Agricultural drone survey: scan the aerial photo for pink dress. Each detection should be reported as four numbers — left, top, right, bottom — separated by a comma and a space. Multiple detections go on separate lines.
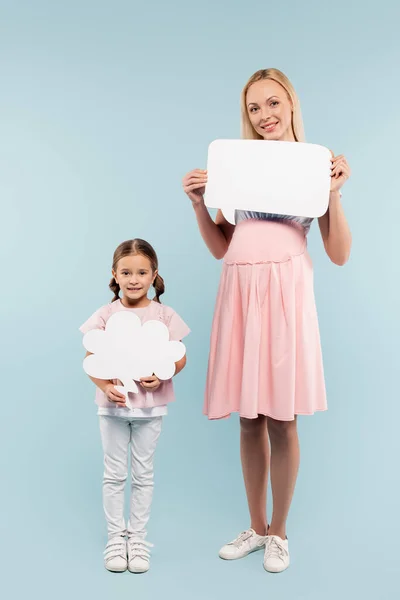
203, 217, 327, 421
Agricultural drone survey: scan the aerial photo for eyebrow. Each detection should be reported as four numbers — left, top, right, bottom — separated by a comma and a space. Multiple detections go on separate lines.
247, 95, 280, 107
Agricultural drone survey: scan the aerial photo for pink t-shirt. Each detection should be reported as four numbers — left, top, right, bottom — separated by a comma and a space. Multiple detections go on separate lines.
79, 299, 190, 417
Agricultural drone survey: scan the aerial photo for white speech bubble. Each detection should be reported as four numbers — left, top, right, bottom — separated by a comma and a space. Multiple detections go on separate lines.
204, 139, 332, 224
82, 311, 186, 409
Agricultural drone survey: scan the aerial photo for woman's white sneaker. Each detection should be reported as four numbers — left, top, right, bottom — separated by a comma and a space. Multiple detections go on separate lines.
219, 528, 267, 560
263, 535, 290, 573
104, 536, 127, 572
127, 537, 153, 573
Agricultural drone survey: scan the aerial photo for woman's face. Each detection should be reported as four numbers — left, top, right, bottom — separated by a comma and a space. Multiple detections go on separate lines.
246, 79, 294, 142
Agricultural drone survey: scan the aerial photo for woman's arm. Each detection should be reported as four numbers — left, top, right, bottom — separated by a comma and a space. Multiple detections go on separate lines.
183, 169, 235, 259
318, 153, 352, 266
318, 192, 352, 265
192, 205, 235, 259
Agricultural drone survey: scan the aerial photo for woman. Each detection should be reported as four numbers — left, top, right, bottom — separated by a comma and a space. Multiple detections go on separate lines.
182, 68, 351, 573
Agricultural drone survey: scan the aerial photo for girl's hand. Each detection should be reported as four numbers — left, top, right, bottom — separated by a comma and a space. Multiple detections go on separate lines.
182, 169, 208, 206
104, 383, 127, 407
330, 154, 351, 193
140, 375, 161, 391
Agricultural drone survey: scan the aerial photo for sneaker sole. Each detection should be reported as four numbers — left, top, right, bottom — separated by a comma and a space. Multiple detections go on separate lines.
105, 565, 128, 573
263, 562, 290, 573
128, 566, 149, 574
219, 545, 265, 560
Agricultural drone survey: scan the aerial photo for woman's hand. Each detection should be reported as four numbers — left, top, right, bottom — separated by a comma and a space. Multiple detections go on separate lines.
104, 383, 127, 407
182, 169, 208, 205
330, 154, 351, 193
140, 375, 161, 392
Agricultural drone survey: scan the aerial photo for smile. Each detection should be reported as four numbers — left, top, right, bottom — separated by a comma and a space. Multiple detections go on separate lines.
261, 122, 278, 132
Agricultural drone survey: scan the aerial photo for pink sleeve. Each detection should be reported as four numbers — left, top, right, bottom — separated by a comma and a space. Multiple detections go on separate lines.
165, 307, 191, 341
79, 305, 110, 334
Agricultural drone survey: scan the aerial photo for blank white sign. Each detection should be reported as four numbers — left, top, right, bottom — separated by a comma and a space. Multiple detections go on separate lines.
204, 139, 332, 224
82, 311, 186, 409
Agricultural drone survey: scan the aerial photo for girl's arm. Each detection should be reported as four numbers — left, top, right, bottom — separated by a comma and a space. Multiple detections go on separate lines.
174, 353, 187, 376
84, 351, 126, 405
139, 354, 187, 390
88, 351, 187, 393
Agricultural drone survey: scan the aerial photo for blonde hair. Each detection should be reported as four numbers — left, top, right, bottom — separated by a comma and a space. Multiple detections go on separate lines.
240, 68, 305, 142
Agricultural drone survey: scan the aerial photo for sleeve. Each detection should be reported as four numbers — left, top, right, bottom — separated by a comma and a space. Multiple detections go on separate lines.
165, 308, 191, 341
79, 305, 110, 334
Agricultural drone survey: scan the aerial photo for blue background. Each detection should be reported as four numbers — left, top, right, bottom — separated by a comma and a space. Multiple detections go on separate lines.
1, 0, 399, 598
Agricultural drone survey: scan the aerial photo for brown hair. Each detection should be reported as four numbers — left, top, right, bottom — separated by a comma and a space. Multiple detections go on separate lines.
240, 68, 305, 142
109, 239, 165, 303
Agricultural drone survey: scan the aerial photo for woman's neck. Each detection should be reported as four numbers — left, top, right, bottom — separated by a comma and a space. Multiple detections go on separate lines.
272, 132, 296, 142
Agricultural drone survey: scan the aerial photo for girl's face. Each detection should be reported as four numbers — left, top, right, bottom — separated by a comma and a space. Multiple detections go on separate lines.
246, 79, 294, 142
113, 254, 157, 306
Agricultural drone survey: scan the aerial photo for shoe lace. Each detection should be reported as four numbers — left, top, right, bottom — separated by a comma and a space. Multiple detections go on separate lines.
231, 530, 253, 548
128, 537, 153, 560
266, 536, 286, 560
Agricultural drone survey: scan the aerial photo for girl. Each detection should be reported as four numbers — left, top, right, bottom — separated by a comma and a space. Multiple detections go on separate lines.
80, 239, 190, 573
182, 68, 351, 573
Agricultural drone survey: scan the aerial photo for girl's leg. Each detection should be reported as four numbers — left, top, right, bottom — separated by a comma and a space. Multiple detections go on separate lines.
266, 416, 300, 539
240, 415, 270, 536
127, 417, 163, 539
99, 416, 131, 539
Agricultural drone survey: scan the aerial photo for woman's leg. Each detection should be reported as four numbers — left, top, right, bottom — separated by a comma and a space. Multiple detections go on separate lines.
267, 416, 300, 539
240, 415, 270, 536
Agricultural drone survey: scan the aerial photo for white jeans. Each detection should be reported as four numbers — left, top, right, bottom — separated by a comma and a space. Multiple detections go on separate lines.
99, 415, 163, 540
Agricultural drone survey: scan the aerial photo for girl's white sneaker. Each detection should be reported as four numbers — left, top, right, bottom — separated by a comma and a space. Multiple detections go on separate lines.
104, 536, 127, 572
127, 537, 153, 573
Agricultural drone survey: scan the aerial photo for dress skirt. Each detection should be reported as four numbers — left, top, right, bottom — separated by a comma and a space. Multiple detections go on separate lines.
203, 219, 327, 421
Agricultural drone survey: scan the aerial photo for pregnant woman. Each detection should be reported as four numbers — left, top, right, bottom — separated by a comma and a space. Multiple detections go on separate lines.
182, 68, 351, 573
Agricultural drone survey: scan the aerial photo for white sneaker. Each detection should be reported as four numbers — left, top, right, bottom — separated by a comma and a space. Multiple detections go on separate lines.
104, 536, 127, 572
263, 535, 290, 573
219, 528, 267, 560
127, 537, 153, 573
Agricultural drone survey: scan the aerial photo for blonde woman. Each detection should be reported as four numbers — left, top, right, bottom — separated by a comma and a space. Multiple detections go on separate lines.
182, 68, 351, 573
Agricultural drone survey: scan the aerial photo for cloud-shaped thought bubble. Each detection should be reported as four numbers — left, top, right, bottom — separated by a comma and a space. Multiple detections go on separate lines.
83, 311, 186, 408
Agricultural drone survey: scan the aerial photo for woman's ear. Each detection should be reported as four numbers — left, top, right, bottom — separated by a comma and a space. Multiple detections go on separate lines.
112, 269, 117, 282
153, 269, 158, 285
